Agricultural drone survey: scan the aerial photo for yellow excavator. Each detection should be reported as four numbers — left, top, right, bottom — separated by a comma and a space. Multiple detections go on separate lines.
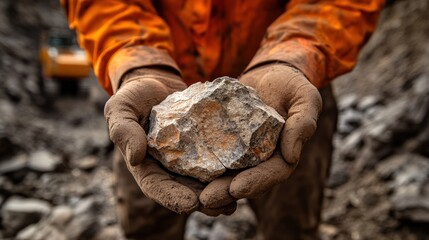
39, 28, 90, 92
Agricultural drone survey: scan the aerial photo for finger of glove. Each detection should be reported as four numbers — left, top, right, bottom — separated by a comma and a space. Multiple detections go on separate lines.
129, 158, 199, 214
229, 155, 294, 199
175, 175, 206, 195
105, 96, 147, 166
199, 202, 237, 217
199, 176, 236, 208
246, 65, 322, 165
175, 176, 236, 211
104, 80, 171, 166
281, 83, 321, 165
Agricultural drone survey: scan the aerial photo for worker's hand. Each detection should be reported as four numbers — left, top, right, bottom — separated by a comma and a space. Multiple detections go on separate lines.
200, 63, 322, 206
104, 67, 236, 215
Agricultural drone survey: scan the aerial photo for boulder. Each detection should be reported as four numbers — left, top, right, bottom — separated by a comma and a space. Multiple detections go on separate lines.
28, 150, 61, 172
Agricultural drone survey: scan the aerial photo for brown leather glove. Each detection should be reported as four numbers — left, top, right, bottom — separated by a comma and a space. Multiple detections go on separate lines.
104, 67, 236, 215
200, 63, 322, 207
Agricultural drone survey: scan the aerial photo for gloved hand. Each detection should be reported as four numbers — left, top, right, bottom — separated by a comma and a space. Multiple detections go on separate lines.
199, 63, 322, 207
104, 67, 236, 216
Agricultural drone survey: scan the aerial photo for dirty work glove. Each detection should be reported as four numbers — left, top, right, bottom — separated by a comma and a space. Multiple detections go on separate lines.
104, 67, 236, 215
200, 63, 322, 207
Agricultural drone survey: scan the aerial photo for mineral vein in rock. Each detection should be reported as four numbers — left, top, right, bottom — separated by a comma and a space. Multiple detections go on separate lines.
147, 77, 285, 182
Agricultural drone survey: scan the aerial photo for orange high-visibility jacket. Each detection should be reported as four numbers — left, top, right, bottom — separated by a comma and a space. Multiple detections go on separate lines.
62, 0, 385, 95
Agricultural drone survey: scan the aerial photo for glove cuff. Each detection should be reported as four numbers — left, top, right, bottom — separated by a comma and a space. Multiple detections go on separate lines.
244, 40, 326, 89
108, 45, 181, 94
243, 61, 301, 75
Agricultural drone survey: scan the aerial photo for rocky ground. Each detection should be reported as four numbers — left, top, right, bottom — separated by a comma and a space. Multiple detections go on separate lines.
0, 0, 428, 239
323, 1, 429, 239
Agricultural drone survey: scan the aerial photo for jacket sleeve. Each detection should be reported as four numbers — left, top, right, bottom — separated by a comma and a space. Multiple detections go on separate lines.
245, 0, 385, 89
61, 0, 180, 95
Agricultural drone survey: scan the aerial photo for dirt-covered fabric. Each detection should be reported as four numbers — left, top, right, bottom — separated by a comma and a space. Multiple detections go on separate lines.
61, 0, 384, 94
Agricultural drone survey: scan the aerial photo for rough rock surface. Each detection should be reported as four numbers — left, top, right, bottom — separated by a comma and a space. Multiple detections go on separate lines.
148, 77, 285, 182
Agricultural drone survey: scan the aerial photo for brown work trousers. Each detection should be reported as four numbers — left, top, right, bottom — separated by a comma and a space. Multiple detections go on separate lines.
113, 86, 337, 240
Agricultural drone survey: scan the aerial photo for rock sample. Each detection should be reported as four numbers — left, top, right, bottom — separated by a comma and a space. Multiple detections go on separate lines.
147, 77, 285, 182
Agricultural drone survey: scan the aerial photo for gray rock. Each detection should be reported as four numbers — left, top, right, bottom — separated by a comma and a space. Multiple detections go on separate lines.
0, 154, 27, 174
148, 77, 284, 182
49, 205, 73, 226
186, 200, 257, 240
15, 205, 74, 240
14, 198, 104, 240
71, 155, 98, 171
363, 105, 384, 122
336, 80, 429, 173
16, 224, 38, 240
412, 74, 429, 95
376, 154, 408, 180
406, 95, 429, 126
16, 223, 68, 240
64, 197, 100, 239
338, 94, 358, 111
208, 222, 237, 240
339, 130, 364, 160
0, 176, 14, 193
320, 224, 340, 240
1, 196, 51, 235
357, 95, 382, 112
0, 99, 15, 122
327, 162, 350, 188
381, 154, 429, 223
366, 93, 428, 146
28, 150, 61, 172
337, 109, 363, 136
391, 187, 429, 223
5, 74, 24, 102
92, 225, 125, 240
185, 216, 212, 240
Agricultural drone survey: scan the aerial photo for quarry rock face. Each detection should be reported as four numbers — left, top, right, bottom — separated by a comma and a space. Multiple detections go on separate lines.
147, 77, 285, 182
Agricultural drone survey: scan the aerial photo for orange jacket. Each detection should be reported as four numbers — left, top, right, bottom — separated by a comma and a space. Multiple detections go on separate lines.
62, 0, 384, 95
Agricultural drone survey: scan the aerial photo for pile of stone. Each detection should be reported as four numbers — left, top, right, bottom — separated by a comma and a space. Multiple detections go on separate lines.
330, 74, 429, 186
323, 72, 429, 239
0, 148, 122, 239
